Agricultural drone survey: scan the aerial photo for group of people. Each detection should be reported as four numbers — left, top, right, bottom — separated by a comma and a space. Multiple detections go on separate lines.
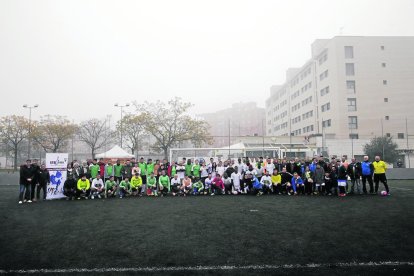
18, 154, 390, 203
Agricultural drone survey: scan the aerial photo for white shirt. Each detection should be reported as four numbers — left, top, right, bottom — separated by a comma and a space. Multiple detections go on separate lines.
231, 172, 241, 189
265, 163, 275, 175
217, 166, 225, 176
200, 166, 209, 178
92, 178, 104, 189
260, 175, 272, 186
176, 165, 185, 179
171, 178, 181, 187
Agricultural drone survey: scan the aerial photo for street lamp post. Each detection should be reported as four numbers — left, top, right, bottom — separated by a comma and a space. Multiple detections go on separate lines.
114, 103, 130, 148
23, 104, 39, 159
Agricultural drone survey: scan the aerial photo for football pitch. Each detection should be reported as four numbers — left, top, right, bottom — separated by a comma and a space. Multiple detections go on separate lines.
0, 180, 413, 275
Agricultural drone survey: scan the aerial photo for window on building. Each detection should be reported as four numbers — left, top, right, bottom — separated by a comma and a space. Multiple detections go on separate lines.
398, 133, 405, 139
381, 45, 385, 50
348, 116, 358, 129
346, 80, 356, 93
344, 46, 354, 58
321, 102, 331, 112
322, 119, 331, 128
349, 133, 359, 139
382, 63, 386, 67
386, 133, 391, 138
383, 80, 387, 85
320, 70, 328, 81
384, 98, 388, 102
346, 63, 355, 76
385, 116, 389, 120
347, 98, 357, 111
320, 86, 330, 96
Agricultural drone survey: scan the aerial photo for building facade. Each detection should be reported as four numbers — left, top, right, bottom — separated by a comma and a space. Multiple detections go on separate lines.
266, 36, 414, 164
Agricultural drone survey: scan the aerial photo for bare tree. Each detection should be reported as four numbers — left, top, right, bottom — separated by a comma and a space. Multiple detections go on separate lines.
134, 97, 211, 159
116, 114, 147, 157
31, 115, 78, 153
0, 116, 30, 170
78, 118, 113, 158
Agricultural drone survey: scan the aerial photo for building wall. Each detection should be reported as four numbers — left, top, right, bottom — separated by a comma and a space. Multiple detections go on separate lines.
266, 36, 414, 147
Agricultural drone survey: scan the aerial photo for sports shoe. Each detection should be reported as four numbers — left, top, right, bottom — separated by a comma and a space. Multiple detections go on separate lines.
28, 200, 32, 203
210, 193, 215, 196
91, 195, 95, 200
98, 195, 101, 199
77, 197, 81, 200
23, 199, 27, 203
18, 201, 22, 204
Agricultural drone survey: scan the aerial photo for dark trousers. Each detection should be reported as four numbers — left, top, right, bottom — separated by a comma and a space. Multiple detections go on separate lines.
374, 173, 389, 193
36, 183, 47, 200
361, 175, 374, 193
64, 188, 76, 198
212, 185, 223, 195
76, 189, 90, 198
30, 183, 38, 200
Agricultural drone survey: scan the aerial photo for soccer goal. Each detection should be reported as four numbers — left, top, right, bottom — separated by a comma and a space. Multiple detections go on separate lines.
169, 146, 282, 163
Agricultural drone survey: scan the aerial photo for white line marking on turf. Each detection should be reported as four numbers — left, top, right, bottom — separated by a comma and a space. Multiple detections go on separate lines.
392, 187, 412, 191
1, 261, 413, 274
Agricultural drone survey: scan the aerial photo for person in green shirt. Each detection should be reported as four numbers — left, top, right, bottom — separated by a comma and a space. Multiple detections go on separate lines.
105, 176, 118, 198
158, 170, 170, 196
114, 160, 123, 183
146, 172, 157, 196
89, 159, 100, 181
138, 157, 147, 184
192, 159, 201, 182
130, 173, 143, 196
105, 161, 114, 182
119, 177, 131, 198
146, 159, 155, 177
192, 180, 204, 195
185, 159, 193, 177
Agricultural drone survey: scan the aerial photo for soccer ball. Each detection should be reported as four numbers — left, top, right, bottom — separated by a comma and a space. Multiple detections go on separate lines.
381, 191, 388, 196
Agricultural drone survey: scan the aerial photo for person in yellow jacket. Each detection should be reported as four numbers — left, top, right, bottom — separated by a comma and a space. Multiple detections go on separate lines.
130, 173, 143, 196
76, 175, 91, 199
373, 156, 390, 195
271, 169, 282, 195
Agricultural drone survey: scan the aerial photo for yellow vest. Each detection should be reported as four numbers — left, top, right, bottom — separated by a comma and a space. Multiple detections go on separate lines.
373, 161, 387, 174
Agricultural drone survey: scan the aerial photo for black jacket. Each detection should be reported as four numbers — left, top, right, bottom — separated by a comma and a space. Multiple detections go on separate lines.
19, 165, 35, 185
38, 169, 50, 185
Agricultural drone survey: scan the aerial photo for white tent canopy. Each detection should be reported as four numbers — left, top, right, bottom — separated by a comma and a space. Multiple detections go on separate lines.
95, 145, 134, 159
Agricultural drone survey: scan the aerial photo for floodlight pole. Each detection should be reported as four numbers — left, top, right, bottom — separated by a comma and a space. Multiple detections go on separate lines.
114, 103, 130, 149
23, 104, 39, 159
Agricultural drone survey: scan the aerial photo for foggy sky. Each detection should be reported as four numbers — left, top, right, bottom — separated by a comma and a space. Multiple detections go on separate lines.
1, 0, 414, 124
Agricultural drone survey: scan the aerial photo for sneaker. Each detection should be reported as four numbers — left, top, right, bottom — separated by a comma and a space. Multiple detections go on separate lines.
23, 199, 27, 203
120, 196, 123, 199
98, 195, 101, 199
28, 200, 32, 203
18, 201, 23, 204
77, 197, 81, 200
211, 193, 215, 196
91, 195, 95, 200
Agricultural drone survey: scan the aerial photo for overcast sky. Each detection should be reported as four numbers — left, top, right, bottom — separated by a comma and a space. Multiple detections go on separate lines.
1, 0, 414, 124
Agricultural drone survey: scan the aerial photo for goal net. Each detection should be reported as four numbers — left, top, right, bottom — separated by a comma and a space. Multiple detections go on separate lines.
169, 147, 282, 163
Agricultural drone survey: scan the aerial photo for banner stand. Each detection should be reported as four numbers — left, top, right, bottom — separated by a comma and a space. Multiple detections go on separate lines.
46, 153, 68, 200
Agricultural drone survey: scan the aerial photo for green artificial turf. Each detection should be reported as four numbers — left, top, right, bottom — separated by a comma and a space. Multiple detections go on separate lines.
0, 181, 413, 275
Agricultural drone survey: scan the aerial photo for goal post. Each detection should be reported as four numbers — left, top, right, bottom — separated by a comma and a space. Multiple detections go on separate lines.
169, 147, 282, 163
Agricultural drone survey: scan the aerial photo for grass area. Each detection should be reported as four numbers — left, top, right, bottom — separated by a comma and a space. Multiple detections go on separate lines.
0, 181, 413, 275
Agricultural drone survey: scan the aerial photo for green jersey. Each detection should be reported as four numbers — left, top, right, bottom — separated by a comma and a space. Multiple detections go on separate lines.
114, 164, 123, 177
159, 175, 170, 192
138, 162, 147, 175
185, 164, 192, 176
119, 180, 130, 191
105, 180, 117, 190
90, 164, 100, 178
171, 166, 176, 176
193, 181, 203, 190
192, 164, 201, 177
105, 165, 114, 176
147, 176, 157, 188
147, 163, 155, 176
